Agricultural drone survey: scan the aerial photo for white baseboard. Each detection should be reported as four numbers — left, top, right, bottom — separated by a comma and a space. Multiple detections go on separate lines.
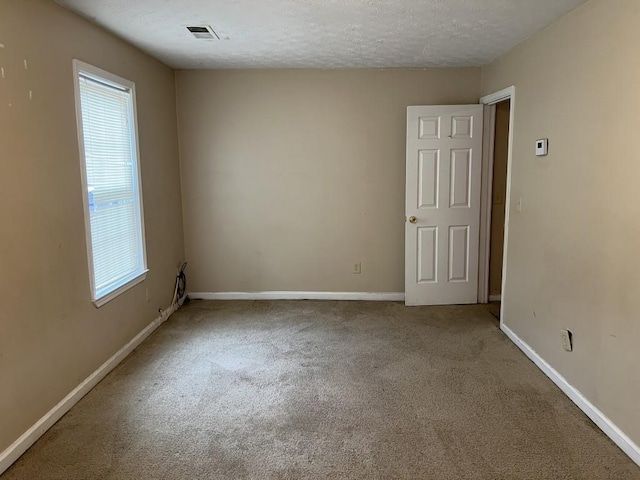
188, 291, 406, 302
501, 323, 640, 467
488, 294, 501, 302
7, 304, 636, 472
0, 303, 179, 476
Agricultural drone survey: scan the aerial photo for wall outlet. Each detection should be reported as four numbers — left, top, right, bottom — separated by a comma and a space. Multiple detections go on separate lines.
560, 329, 573, 352
353, 262, 362, 274
516, 197, 523, 213
146, 288, 151, 303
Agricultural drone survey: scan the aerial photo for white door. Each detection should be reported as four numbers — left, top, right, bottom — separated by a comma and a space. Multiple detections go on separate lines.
405, 105, 484, 306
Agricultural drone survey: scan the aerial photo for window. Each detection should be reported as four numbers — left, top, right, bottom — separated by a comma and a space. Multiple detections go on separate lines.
73, 60, 147, 307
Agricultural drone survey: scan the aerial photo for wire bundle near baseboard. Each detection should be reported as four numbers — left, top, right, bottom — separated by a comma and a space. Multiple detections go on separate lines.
171, 262, 188, 308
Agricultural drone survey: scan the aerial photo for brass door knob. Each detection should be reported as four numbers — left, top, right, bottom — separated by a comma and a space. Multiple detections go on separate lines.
409, 216, 417, 224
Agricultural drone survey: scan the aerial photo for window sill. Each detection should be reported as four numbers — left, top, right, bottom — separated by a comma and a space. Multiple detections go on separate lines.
92, 269, 148, 308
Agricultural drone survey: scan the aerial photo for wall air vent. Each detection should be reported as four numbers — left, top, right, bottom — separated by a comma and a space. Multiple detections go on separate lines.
186, 25, 219, 40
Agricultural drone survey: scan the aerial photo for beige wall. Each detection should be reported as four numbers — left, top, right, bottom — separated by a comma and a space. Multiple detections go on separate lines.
489, 100, 510, 296
0, 0, 184, 453
176, 68, 480, 293
482, 0, 640, 445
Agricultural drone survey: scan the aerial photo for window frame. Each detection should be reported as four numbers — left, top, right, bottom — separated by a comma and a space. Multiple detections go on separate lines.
72, 60, 148, 308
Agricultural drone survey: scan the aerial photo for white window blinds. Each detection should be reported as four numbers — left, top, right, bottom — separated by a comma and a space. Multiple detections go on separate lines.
75, 62, 147, 306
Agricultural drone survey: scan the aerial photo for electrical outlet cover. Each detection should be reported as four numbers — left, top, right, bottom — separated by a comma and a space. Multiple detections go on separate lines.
560, 329, 573, 352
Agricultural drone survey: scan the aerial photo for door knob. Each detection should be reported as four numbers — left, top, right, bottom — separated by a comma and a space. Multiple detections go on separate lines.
409, 216, 417, 224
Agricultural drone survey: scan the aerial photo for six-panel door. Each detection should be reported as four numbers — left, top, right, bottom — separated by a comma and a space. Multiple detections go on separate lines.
405, 105, 483, 306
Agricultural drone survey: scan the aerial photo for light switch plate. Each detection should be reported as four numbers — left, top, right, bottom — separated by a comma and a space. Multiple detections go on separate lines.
536, 138, 548, 156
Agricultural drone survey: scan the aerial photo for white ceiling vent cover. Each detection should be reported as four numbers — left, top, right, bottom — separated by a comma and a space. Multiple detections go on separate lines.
186, 25, 219, 40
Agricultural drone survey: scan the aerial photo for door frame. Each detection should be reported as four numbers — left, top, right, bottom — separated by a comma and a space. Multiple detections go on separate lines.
478, 87, 515, 325
477, 104, 497, 304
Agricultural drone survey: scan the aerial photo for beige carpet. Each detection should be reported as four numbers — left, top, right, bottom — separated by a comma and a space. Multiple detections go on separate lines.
3, 301, 639, 479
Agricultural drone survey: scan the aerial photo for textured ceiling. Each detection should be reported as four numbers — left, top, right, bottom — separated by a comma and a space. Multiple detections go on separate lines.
55, 0, 587, 69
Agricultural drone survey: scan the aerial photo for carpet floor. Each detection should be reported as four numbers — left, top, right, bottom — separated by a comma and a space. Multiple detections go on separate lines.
3, 300, 639, 479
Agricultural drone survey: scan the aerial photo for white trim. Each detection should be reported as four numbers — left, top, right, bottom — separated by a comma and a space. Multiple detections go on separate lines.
189, 291, 406, 301
501, 323, 640, 467
93, 269, 148, 308
72, 59, 148, 308
480, 86, 516, 327
488, 294, 501, 302
480, 86, 515, 106
0, 303, 178, 476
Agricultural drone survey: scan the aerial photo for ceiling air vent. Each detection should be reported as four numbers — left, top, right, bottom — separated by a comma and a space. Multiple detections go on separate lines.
186, 25, 219, 40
